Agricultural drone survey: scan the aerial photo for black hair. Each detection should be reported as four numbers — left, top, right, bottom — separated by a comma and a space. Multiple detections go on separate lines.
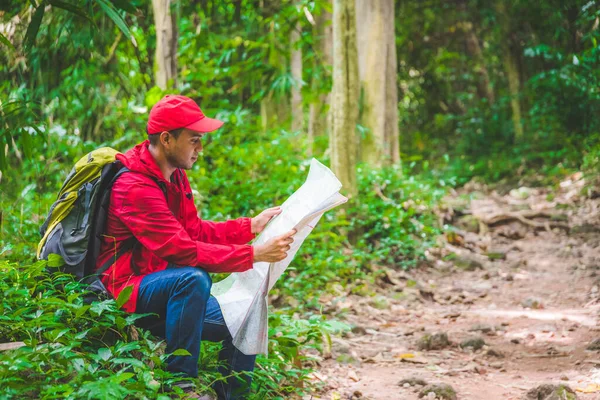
148, 128, 184, 146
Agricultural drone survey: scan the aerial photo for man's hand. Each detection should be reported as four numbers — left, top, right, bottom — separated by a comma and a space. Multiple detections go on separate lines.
253, 230, 296, 263
251, 206, 282, 234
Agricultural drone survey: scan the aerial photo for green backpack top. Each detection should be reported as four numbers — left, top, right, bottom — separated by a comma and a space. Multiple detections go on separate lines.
38, 147, 134, 298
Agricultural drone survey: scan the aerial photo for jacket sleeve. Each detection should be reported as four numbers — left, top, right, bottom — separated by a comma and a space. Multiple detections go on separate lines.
114, 179, 253, 273
180, 172, 256, 245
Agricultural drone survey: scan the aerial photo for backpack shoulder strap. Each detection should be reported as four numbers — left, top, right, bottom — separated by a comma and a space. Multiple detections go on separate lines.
94, 167, 168, 278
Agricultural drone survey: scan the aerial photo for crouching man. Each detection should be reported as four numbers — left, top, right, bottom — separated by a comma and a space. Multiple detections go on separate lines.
96, 94, 295, 399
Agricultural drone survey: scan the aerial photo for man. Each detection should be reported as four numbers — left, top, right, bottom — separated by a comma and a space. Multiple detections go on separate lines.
96, 94, 295, 399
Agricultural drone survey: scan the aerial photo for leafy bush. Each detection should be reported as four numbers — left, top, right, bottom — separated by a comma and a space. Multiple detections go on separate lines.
0, 259, 178, 399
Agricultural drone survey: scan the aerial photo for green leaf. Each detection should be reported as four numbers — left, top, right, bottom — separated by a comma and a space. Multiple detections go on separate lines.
109, 0, 137, 14
96, 0, 131, 39
98, 347, 112, 361
0, 141, 6, 171
0, 33, 15, 51
90, 299, 114, 316
74, 305, 91, 319
171, 349, 191, 356
112, 357, 145, 368
47, 253, 66, 268
115, 285, 133, 309
115, 342, 140, 355
49, 0, 93, 22
24, 4, 46, 48
111, 372, 134, 383
20, 130, 33, 159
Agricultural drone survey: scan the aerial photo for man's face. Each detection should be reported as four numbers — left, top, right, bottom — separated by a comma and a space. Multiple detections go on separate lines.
165, 128, 204, 170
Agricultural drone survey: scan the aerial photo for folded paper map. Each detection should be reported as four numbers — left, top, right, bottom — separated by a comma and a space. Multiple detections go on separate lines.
211, 158, 348, 355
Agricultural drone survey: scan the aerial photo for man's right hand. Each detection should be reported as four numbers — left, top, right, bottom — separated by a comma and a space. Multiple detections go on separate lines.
253, 230, 296, 263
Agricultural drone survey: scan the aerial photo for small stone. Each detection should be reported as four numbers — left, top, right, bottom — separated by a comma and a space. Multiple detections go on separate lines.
418, 383, 457, 400
523, 383, 577, 400
403, 383, 411, 388
487, 251, 507, 260
418, 332, 451, 351
586, 338, 600, 350
456, 215, 480, 233
490, 361, 503, 369
486, 348, 505, 358
399, 377, 428, 387
522, 297, 544, 309
460, 336, 486, 351
560, 376, 569, 381
469, 324, 493, 334
351, 325, 367, 335
511, 338, 521, 344
454, 256, 483, 271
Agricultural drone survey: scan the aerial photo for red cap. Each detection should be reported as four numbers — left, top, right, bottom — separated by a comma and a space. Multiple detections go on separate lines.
146, 95, 224, 134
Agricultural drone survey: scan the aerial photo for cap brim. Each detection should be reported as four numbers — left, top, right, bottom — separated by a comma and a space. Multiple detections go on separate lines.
185, 116, 224, 133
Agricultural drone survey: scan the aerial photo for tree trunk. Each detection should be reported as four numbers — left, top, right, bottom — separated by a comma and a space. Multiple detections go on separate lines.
496, 1, 523, 141
308, 4, 333, 155
331, 0, 359, 197
291, 21, 303, 132
152, 0, 178, 90
458, 0, 494, 105
355, 0, 399, 166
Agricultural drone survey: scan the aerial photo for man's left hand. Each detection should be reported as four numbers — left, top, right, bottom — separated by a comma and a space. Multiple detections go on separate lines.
251, 206, 282, 234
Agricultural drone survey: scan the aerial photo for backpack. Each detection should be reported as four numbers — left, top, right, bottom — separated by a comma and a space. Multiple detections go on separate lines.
38, 147, 135, 301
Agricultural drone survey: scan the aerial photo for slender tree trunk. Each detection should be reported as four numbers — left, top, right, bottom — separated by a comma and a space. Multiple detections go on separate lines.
308, 4, 333, 154
465, 27, 495, 104
458, 0, 494, 105
152, 0, 178, 89
355, 0, 399, 166
331, 0, 359, 197
291, 21, 303, 132
496, 1, 523, 141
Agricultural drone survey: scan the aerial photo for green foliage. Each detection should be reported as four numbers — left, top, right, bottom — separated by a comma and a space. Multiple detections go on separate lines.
0, 259, 177, 399
0, 256, 355, 399
396, 0, 600, 181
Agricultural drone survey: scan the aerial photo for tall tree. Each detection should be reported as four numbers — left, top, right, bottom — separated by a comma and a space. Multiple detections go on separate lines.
458, 1, 495, 105
355, 0, 399, 166
290, 19, 303, 132
152, 0, 178, 89
496, 0, 523, 140
331, 0, 359, 197
308, 3, 333, 154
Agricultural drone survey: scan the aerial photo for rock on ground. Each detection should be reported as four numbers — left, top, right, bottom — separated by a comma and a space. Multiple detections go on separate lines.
418, 383, 458, 400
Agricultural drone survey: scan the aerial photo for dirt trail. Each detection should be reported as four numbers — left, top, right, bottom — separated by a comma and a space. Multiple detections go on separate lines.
310, 174, 600, 400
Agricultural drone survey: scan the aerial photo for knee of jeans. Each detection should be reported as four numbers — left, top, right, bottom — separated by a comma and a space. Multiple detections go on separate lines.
183, 268, 212, 296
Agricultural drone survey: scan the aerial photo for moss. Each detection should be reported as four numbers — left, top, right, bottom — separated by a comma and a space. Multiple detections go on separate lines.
418, 383, 457, 400
418, 332, 450, 351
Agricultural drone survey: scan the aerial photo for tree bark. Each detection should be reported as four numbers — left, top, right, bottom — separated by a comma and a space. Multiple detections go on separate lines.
496, 0, 523, 141
308, 4, 333, 154
331, 0, 359, 197
152, 0, 178, 89
458, 0, 494, 105
291, 21, 303, 132
355, 0, 399, 166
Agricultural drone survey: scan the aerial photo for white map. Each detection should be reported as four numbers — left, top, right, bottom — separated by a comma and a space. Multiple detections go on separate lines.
211, 158, 348, 355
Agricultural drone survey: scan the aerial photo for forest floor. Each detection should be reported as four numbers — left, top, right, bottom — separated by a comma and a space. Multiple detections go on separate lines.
308, 173, 600, 400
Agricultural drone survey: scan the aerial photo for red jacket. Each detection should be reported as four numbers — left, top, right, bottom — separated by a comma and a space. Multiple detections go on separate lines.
96, 141, 254, 312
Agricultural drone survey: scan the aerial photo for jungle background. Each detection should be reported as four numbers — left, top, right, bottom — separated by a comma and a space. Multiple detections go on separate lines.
1, 0, 600, 399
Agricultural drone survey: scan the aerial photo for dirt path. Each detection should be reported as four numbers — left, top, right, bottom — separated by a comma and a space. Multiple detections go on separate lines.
309, 174, 600, 400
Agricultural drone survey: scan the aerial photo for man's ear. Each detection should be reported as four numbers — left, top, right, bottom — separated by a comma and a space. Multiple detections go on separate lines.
159, 131, 170, 145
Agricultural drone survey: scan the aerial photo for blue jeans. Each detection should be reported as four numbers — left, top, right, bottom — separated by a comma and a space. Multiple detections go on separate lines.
135, 266, 256, 400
